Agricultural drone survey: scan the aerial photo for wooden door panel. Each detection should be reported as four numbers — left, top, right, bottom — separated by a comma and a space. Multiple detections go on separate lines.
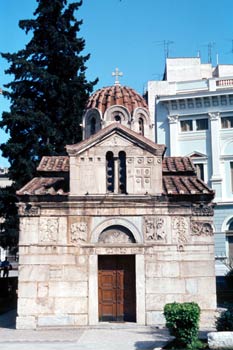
98, 255, 136, 322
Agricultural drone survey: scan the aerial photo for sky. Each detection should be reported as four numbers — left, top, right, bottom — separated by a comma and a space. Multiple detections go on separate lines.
1, 0, 233, 166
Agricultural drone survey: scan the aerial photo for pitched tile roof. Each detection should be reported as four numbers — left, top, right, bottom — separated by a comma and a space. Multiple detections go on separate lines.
162, 176, 213, 195
17, 177, 68, 196
37, 156, 69, 172
163, 157, 195, 173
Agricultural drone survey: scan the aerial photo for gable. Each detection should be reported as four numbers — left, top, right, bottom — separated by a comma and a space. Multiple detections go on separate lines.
66, 123, 165, 157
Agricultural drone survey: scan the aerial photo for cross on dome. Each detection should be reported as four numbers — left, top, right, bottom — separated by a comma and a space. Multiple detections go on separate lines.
112, 67, 123, 86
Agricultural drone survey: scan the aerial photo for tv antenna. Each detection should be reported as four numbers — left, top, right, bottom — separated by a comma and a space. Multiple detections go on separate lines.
154, 40, 174, 60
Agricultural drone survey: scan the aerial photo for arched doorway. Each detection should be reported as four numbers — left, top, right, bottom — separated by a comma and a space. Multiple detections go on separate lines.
97, 225, 136, 322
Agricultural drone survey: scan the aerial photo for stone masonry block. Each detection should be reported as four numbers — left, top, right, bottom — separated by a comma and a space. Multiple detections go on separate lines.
54, 297, 88, 314
18, 265, 49, 282
146, 278, 185, 294
180, 261, 215, 277
49, 281, 88, 298
16, 316, 36, 330
17, 282, 37, 298
18, 297, 54, 316
146, 261, 179, 278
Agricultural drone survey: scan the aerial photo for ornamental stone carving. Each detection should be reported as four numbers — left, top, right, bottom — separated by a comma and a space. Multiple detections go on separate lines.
70, 222, 87, 244
144, 217, 166, 242
191, 222, 213, 236
39, 218, 59, 242
98, 229, 135, 244
172, 217, 189, 246
19, 204, 40, 216
192, 204, 214, 216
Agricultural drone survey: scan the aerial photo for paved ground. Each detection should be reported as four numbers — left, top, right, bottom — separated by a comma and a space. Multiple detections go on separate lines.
0, 309, 172, 350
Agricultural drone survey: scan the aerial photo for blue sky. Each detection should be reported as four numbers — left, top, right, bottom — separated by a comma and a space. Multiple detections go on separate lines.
1, 0, 233, 166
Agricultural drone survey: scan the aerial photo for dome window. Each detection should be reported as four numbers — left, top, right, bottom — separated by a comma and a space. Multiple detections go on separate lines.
114, 115, 121, 123
90, 117, 96, 135
139, 117, 144, 136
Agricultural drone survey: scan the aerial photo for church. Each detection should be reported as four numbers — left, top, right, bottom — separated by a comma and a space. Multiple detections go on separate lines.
16, 73, 216, 329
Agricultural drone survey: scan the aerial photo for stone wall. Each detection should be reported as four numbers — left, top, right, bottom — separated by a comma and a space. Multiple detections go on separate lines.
16, 201, 216, 329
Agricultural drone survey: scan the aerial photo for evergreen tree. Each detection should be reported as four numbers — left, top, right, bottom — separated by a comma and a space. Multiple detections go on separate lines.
0, 0, 97, 247
1, 0, 97, 189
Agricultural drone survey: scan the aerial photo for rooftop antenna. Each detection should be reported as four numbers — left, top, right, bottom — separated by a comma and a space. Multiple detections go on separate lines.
154, 40, 174, 61
207, 41, 215, 63
112, 67, 123, 86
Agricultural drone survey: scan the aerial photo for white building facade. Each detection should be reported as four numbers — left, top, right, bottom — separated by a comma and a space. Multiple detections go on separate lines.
147, 58, 233, 271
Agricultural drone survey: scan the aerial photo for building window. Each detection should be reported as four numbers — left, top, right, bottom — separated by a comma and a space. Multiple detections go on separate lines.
106, 151, 114, 193
227, 220, 233, 261
231, 162, 233, 192
194, 163, 204, 181
90, 117, 96, 135
138, 117, 144, 136
196, 118, 208, 131
115, 115, 121, 123
180, 120, 193, 132
118, 151, 127, 194
221, 117, 233, 129
106, 151, 127, 194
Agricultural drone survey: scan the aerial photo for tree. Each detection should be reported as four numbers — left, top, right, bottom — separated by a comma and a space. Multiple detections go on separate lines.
1, 0, 97, 189
0, 0, 97, 247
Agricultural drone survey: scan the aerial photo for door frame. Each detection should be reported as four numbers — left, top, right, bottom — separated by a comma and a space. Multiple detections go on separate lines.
88, 254, 145, 325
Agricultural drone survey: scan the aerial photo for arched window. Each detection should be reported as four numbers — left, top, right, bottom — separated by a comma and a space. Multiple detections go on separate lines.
229, 221, 233, 231
118, 151, 126, 193
90, 117, 96, 135
115, 115, 121, 123
139, 117, 144, 136
106, 151, 114, 192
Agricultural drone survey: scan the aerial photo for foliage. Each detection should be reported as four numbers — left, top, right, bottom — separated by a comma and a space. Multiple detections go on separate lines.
0, 186, 18, 248
1, 0, 97, 188
0, 0, 97, 247
216, 305, 233, 331
164, 302, 201, 350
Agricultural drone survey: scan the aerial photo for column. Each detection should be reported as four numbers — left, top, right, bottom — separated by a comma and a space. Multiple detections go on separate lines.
168, 115, 179, 156
209, 112, 222, 198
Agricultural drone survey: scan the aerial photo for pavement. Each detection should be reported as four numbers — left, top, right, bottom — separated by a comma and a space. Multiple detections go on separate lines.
0, 309, 172, 350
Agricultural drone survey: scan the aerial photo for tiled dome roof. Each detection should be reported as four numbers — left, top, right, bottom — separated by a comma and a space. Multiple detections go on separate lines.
86, 85, 148, 115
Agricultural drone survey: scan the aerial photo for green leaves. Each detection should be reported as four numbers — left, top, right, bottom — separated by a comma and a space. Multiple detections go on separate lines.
164, 302, 201, 349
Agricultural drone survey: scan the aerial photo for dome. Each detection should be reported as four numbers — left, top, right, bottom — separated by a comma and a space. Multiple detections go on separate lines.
86, 85, 148, 115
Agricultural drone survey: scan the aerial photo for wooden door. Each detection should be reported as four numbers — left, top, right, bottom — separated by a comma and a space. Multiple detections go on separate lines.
98, 255, 136, 322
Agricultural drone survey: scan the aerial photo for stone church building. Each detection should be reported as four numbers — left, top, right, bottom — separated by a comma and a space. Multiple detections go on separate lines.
16, 80, 216, 329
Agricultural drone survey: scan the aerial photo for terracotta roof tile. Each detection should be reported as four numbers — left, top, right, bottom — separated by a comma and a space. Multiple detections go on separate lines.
37, 156, 69, 172
162, 176, 213, 195
17, 177, 68, 196
86, 86, 148, 115
162, 157, 195, 173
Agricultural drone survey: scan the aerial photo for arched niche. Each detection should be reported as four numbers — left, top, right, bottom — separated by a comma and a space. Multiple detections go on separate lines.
104, 105, 131, 125
83, 108, 102, 139
91, 218, 142, 244
98, 225, 136, 244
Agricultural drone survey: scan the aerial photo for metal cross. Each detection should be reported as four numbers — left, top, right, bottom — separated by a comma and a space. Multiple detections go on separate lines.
112, 67, 123, 86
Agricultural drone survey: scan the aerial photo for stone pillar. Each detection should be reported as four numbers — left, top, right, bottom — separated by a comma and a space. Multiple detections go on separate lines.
209, 112, 222, 198
89, 254, 98, 325
136, 254, 146, 325
168, 115, 179, 156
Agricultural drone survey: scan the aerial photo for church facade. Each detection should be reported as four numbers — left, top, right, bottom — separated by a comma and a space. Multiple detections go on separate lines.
16, 82, 216, 329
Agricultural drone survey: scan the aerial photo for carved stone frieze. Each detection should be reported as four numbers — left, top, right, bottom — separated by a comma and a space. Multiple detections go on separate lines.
39, 218, 59, 242
70, 222, 88, 244
19, 204, 40, 216
98, 229, 135, 244
192, 204, 214, 216
172, 217, 189, 247
144, 217, 166, 242
80, 246, 144, 255
191, 221, 213, 236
